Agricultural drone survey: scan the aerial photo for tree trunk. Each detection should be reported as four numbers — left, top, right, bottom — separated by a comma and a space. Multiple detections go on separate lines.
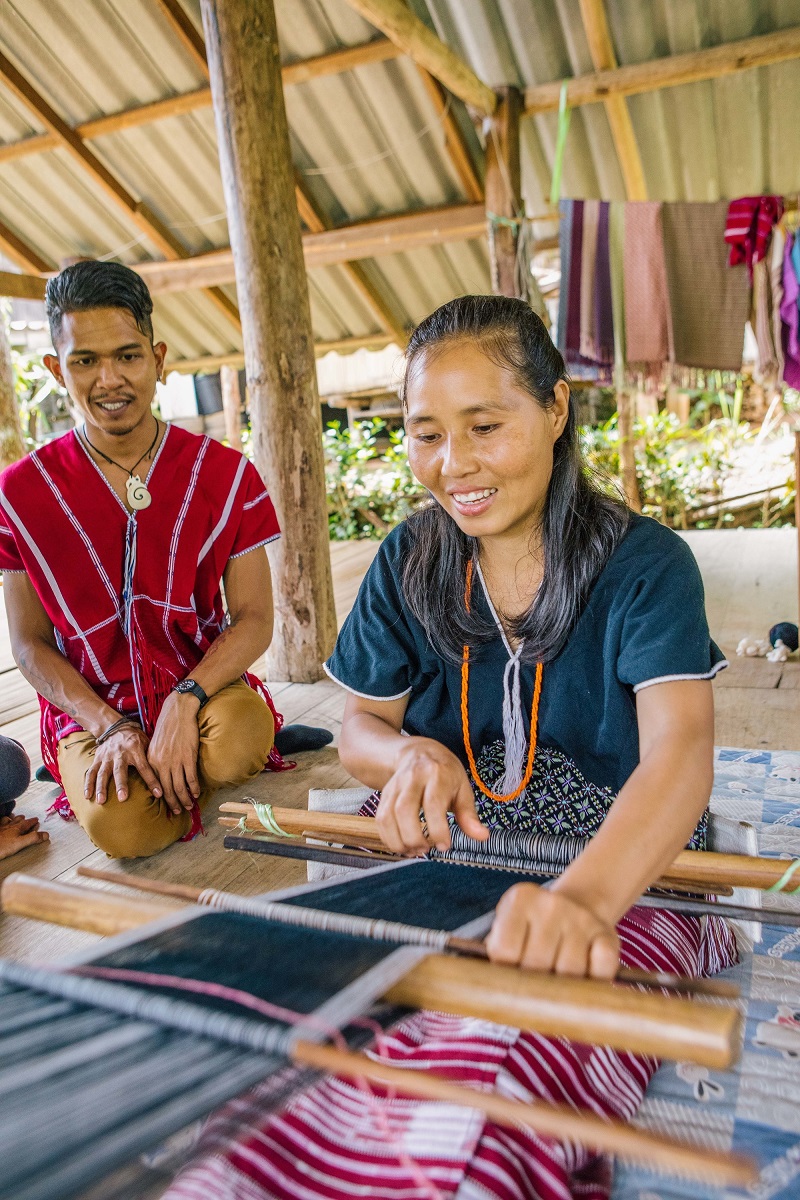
219, 363, 243, 453
201, 0, 337, 682
0, 314, 24, 471
485, 86, 522, 299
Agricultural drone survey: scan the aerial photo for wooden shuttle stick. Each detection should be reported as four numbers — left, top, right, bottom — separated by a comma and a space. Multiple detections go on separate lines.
77, 866, 739, 999
220, 802, 800, 892
1, 873, 741, 1068
294, 1041, 757, 1188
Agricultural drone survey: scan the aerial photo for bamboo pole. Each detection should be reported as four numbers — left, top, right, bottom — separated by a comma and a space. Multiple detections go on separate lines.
218, 802, 800, 892
219, 363, 243, 453
200, 0, 337, 681
1, 874, 741, 1068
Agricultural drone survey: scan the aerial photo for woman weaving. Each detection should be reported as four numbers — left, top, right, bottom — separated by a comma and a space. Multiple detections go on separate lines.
169, 296, 735, 1200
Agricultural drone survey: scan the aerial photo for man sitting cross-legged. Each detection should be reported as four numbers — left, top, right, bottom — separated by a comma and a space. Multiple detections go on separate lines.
0, 260, 288, 858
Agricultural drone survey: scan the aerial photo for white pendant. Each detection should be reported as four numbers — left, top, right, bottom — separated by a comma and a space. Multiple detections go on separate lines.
126, 474, 152, 510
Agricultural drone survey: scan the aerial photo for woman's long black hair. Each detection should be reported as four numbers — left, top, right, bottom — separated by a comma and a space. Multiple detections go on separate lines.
400, 295, 629, 665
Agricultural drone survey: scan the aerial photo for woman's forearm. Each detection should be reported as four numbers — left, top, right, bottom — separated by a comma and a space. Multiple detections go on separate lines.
553, 734, 713, 924
338, 711, 413, 790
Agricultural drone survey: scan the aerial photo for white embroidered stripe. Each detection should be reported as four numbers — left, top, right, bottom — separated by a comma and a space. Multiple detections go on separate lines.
0, 487, 111, 685
322, 662, 412, 702
632, 660, 729, 693
243, 490, 270, 511
31, 452, 121, 617
228, 533, 281, 560
0, 523, 13, 535
164, 438, 209, 669
197, 453, 248, 566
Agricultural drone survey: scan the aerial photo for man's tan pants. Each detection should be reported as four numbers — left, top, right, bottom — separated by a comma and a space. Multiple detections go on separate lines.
58, 680, 274, 859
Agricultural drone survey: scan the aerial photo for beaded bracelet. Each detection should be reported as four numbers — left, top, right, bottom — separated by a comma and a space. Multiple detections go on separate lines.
95, 717, 140, 747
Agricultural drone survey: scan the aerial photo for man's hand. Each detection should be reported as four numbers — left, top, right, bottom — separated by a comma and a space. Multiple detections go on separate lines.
377, 738, 489, 854
85, 724, 162, 806
0, 813, 49, 859
485, 881, 620, 979
147, 692, 201, 815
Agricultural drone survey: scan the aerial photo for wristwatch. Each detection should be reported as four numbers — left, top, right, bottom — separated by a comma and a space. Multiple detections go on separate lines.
172, 678, 209, 707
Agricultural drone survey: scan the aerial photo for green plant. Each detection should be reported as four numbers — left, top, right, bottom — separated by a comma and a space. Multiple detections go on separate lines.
323, 419, 426, 540
12, 348, 70, 447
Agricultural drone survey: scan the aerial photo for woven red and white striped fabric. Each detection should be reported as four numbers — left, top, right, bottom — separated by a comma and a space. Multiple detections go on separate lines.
165, 908, 736, 1200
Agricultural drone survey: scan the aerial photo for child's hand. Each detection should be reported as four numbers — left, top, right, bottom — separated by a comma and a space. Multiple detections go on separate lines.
486, 881, 619, 979
377, 738, 488, 854
0, 813, 49, 860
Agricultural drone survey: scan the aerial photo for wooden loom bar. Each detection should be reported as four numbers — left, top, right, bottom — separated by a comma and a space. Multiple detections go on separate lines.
524, 25, 800, 115
75, 866, 740, 999
0, 873, 741, 1068
218, 802, 800, 892
576, 0, 647, 201
341, 0, 497, 116
295, 1042, 756, 1187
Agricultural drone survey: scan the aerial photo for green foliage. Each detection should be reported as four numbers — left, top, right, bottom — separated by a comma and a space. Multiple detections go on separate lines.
12, 347, 70, 448
323, 419, 426, 540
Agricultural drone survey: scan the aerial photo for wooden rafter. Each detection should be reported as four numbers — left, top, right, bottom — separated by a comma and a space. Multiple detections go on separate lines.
0, 219, 51, 274
152, 0, 209, 76
130, 203, 486, 293
0, 39, 401, 166
577, 0, 646, 201
524, 25, 800, 114
415, 67, 483, 202
341, 0, 497, 115
0, 48, 239, 329
295, 175, 406, 345
0, 269, 47, 300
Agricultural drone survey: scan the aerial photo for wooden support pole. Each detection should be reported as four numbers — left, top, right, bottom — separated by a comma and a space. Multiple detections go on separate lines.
341, 0, 497, 116
201, 0, 337, 682
577, 0, 647, 201
219, 363, 243, 453
616, 390, 641, 512
484, 86, 522, 298
524, 26, 800, 114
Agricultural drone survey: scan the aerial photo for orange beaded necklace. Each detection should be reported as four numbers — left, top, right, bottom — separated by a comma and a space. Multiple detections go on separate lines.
460, 559, 543, 804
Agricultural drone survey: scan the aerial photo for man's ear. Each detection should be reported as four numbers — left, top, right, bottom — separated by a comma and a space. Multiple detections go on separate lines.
43, 353, 65, 388
153, 341, 168, 381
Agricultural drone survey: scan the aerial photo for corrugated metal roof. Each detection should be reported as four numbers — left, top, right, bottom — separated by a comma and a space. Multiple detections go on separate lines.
0, 0, 798, 364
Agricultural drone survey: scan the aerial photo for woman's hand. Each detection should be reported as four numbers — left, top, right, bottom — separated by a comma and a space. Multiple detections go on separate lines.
85, 725, 162, 806
147, 693, 201, 815
486, 881, 620, 979
377, 737, 489, 854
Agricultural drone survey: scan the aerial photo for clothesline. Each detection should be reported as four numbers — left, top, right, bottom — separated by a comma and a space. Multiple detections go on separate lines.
555, 193, 800, 390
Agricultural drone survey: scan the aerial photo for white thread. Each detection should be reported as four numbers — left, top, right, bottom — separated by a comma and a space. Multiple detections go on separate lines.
496, 642, 527, 794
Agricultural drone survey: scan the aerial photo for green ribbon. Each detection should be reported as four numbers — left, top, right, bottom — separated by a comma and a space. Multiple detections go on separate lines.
766, 858, 800, 895
238, 801, 294, 839
549, 81, 572, 207
486, 212, 522, 230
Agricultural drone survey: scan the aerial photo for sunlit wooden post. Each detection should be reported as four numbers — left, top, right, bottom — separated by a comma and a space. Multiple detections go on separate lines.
201, 0, 337, 681
484, 86, 522, 298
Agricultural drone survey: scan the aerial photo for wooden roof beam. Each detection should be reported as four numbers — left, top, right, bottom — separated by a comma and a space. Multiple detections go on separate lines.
341, 0, 497, 115
524, 25, 800, 114
0, 219, 52, 274
131, 203, 487, 293
0, 269, 47, 300
0, 48, 239, 329
295, 175, 406, 345
415, 67, 483, 202
577, 0, 646, 200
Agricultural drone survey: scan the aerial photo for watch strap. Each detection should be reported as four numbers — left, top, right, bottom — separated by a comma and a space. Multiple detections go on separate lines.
173, 679, 208, 707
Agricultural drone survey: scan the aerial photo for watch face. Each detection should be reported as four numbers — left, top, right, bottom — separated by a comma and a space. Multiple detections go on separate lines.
176, 680, 194, 693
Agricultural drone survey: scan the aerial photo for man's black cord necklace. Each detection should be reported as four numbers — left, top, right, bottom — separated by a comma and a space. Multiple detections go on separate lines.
81, 417, 160, 511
